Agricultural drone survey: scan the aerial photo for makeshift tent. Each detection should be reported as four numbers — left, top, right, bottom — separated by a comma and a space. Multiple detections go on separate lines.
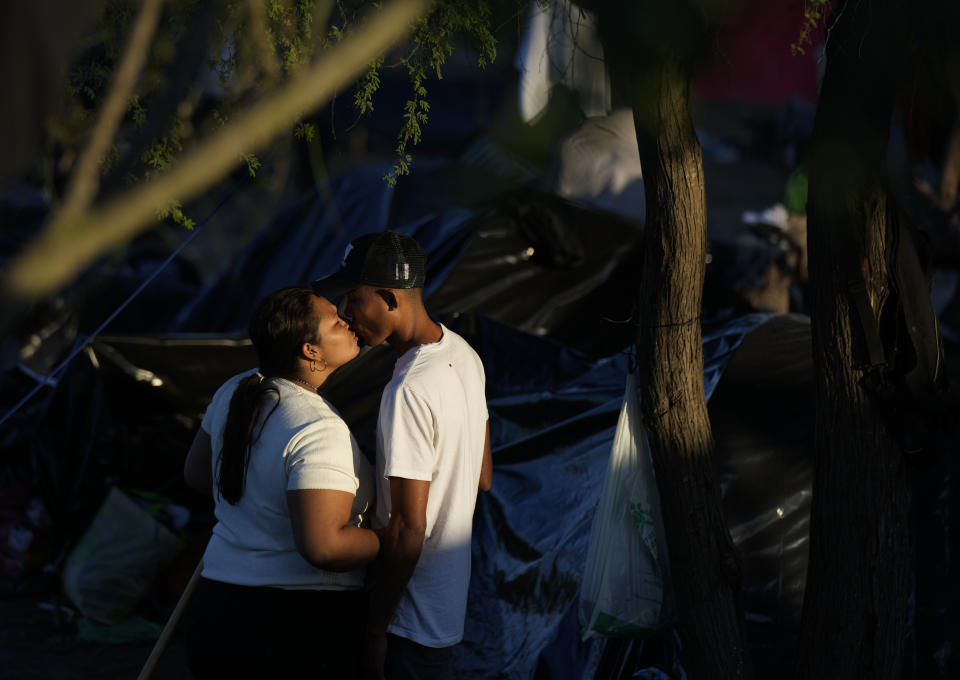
2, 161, 955, 678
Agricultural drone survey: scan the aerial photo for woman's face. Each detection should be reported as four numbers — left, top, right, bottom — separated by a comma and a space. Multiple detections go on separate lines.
310, 295, 359, 370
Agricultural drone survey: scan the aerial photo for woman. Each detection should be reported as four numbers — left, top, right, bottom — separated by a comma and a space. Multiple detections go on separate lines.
181, 286, 376, 679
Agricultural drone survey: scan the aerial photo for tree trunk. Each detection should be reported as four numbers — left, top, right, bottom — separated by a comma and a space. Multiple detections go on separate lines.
627, 51, 753, 680
796, 1, 912, 678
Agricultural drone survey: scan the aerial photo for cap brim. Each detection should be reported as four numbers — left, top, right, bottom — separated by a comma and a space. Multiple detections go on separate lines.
310, 272, 357, 299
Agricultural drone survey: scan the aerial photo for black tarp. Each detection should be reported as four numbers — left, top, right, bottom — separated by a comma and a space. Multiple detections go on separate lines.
36, 305, 957, 679
708, 314, 813, 673
0, 162, 819, 678
60, 312, 770, 680
455, 313, 771, 678
171, 164, 644, 358
3, 161, 956, 678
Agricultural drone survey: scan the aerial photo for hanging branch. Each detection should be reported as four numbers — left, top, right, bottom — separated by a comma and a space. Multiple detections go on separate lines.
246, 0, 282, 80
58, 0, 166, 221
1, 0, 432, 316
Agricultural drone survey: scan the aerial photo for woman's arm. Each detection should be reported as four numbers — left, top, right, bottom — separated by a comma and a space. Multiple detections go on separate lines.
287, 489, 380, 571
184, 428, 213, 496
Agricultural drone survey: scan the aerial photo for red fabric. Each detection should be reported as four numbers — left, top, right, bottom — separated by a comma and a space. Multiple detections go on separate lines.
693, 0, 822, 104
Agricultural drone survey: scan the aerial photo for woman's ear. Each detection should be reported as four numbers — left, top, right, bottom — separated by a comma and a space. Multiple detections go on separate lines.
302, 341, 318, 360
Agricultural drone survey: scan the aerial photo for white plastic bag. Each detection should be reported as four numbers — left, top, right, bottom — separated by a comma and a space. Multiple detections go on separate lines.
62, 487, 183, 623
579, 374, 672, 639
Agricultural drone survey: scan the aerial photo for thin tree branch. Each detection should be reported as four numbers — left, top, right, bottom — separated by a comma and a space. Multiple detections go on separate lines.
386, 43, 421, 68
2, 0, 432, 307
246, 0, 282, 79
59, 0, 165, 221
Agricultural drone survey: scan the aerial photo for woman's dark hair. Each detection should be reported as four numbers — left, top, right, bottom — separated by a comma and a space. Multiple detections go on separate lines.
217, 286, 321, 504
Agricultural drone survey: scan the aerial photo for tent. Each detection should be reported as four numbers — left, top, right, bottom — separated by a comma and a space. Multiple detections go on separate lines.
2, 161, 953, 678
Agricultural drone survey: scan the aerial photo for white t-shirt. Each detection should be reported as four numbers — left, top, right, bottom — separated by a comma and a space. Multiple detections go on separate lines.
376, 324, 488, 647
200, 371, 374, 590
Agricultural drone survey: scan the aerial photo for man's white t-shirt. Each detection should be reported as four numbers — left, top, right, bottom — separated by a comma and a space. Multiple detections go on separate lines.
201, 371, 374, 590
376, 324, 488, 647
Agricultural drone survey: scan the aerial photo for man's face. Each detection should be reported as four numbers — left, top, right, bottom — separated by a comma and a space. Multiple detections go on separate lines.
342, 285, 392, 347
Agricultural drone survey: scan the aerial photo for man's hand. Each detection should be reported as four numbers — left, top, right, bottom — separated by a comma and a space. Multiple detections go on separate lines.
361, 627, 388, 680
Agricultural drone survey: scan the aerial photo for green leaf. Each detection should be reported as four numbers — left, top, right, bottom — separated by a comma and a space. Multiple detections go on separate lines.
294, 122, 317, 142
242, 153, 261, 177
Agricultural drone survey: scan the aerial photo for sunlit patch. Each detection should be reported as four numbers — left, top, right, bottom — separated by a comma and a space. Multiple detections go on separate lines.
133, 368, 164, 387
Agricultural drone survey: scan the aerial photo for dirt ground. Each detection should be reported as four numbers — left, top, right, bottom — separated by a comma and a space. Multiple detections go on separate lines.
0, 533, 211, 679
0, 597, 189, 680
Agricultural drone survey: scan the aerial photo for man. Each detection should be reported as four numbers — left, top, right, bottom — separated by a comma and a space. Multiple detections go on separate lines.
312, 230, 492, 680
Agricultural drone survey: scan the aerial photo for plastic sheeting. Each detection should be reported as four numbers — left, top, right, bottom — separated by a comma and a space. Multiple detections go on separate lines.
708, 314, 959, 678
174, 164, 644, 359
551, 109, 645, 223
60, 315, 770, 680
8, 158, 954, 677
75, 312, 955, 679
514, 1, 610, 123
708, 314, 813, 674
454, 313, 770, 679
172, 165, 445, 332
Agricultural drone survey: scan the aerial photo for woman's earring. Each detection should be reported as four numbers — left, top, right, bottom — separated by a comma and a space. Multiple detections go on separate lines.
319, 357, 327, 371
309, 359, 318, 373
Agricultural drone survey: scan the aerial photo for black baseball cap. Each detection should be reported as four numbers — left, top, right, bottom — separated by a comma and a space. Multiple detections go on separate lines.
311, 230, 426, 298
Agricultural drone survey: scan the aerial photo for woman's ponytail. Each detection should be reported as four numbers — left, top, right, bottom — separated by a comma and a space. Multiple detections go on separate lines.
214, 286, 320, 504
217, 373, 277, 504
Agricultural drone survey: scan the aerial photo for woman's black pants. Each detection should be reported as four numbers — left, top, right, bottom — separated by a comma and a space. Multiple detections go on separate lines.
182, 577, 366, 679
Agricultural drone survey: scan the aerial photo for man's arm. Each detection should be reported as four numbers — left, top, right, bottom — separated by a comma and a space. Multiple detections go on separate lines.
369, 476, 429, 631
479, 420, 492, 492
363, 476, 428, 679
183, 428, 213, 496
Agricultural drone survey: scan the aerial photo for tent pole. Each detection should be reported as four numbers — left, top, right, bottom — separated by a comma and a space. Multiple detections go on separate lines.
137, 559, 203, 680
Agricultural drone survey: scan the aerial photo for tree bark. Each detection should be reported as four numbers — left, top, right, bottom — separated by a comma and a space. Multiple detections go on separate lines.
627, 51, 753, 680
796, 1, 912, 678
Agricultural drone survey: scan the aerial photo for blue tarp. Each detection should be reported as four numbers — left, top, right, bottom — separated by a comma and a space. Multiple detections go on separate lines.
452, 314, 770, 678
154, 162, 777, 677
6, 161, 828, 678
173, 164, 476, 333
